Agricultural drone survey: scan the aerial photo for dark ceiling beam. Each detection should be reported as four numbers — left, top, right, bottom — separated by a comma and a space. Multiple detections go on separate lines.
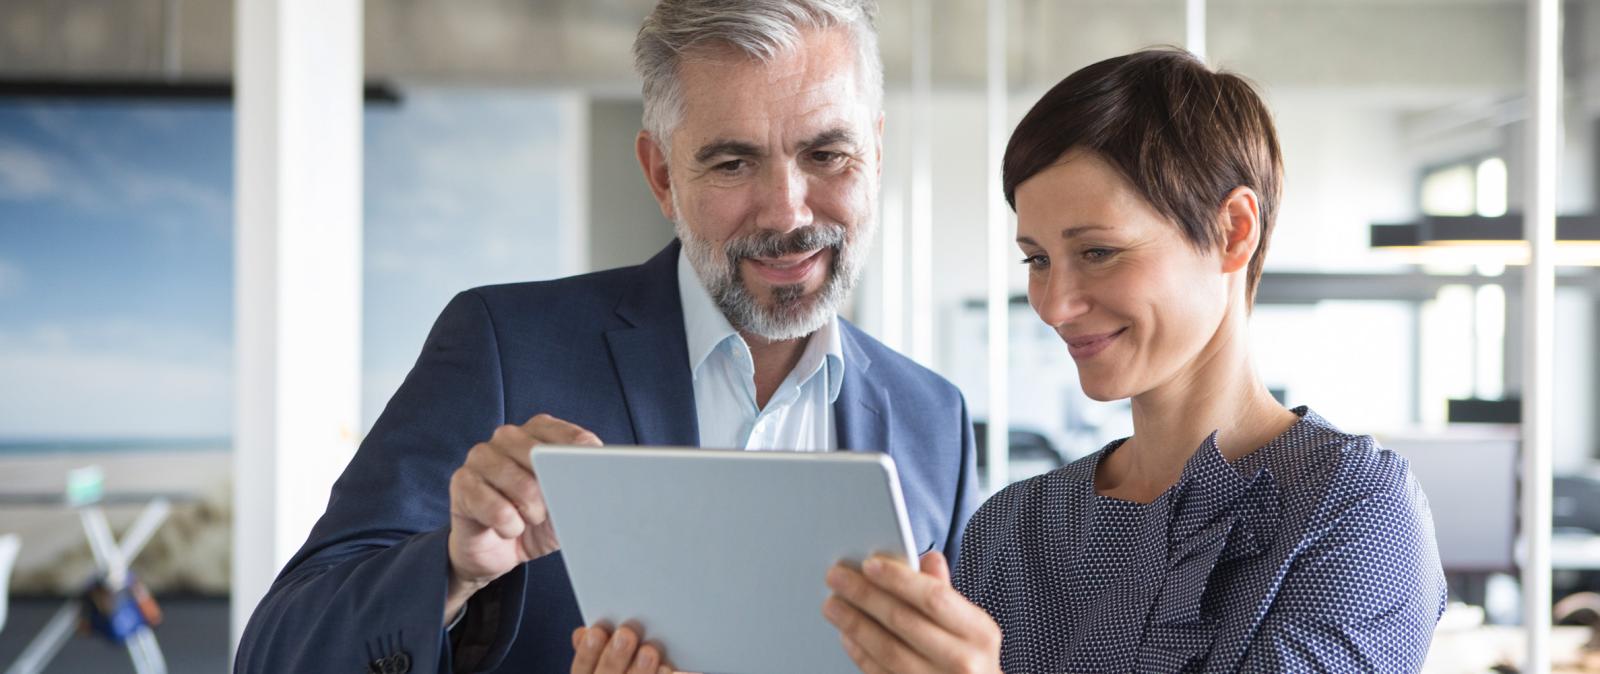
0, 78, 402, 104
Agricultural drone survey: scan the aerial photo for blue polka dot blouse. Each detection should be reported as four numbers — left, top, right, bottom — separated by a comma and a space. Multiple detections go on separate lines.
953, 407, 1448, 672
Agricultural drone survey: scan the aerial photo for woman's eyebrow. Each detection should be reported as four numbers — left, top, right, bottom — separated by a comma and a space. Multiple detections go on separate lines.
1059, 225, 1111, 239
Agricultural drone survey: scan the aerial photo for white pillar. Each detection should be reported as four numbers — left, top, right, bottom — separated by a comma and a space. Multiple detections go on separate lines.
984, 0, 1010, 493
1185, 0, 1207, 62
231, 0, 363, 651
1521, 0, 1559, 671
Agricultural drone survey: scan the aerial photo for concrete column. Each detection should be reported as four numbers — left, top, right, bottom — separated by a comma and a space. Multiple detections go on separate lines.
231, 0, 363, 651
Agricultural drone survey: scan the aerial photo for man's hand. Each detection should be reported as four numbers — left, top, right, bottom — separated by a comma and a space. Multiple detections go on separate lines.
444, 414, 602, 623
823, 552, 1002, 674
570, 624, 678, 674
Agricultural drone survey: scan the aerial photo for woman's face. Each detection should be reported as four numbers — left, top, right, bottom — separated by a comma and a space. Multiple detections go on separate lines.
1014, 150, 1231, 402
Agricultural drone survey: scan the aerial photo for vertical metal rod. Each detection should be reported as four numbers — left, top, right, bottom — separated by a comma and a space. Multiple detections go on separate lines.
880, 188, 906, 351
984, 0, 1010, 492
908, 0, 934, 366
1521, 0, 1559, 671
162, 0, 182, 80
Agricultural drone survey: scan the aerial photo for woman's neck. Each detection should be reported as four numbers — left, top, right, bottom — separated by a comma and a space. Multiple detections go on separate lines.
1096, 311, 1298, 502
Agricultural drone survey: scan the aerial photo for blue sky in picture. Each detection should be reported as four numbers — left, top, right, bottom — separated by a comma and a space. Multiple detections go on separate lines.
0, 90, 574, 442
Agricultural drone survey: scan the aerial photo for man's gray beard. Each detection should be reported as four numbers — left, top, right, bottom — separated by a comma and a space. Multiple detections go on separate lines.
674, 210, 872, 343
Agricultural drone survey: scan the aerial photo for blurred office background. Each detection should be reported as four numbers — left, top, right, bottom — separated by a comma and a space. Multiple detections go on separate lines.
0, 0, 1596, 671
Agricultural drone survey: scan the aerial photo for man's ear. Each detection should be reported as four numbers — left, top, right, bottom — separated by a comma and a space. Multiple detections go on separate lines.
636, 130, 676, 221
1218, 186, 1261, 275
873, 112, 885, 180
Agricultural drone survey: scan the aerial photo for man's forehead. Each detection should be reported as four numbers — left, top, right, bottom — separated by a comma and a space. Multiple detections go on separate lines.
672, 72, 872, 155
668, 31, 876, 135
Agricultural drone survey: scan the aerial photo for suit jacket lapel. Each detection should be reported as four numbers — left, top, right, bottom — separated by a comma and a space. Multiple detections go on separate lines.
834, 324, 892, 456
605, 241, 700, 447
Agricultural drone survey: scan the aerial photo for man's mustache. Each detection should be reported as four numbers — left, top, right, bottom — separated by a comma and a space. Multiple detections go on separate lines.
723, 225, 846, 262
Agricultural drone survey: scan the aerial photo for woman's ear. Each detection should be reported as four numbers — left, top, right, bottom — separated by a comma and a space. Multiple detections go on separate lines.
1218, 186, 1261, 275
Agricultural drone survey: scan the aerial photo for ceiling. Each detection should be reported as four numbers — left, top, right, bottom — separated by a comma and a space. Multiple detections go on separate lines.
0, 0, 1571, 94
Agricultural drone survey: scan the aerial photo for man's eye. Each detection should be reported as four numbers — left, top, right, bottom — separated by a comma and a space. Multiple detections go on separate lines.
810, 151, 844, 164
715, 159, 747, 173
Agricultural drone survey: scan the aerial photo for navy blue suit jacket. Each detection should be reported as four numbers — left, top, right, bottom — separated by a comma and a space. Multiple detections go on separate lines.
235, 241, 980, 673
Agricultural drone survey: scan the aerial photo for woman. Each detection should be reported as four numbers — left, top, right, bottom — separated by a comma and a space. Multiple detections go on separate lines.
822, 48, 1447, 672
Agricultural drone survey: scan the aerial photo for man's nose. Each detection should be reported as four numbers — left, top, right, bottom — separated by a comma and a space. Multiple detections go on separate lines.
753, 162, 814, 233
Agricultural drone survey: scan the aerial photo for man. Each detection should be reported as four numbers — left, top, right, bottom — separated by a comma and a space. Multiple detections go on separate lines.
234, 1, 979, 672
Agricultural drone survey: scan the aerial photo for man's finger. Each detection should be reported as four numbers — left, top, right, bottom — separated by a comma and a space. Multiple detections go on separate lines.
451, 468, 524, 540
486, 424, 537, 469
467, 447, 549, 525
594, 625, 640, 674
624, 642, 662, 674
523, 413, 604, 447
571, 625, 609, 674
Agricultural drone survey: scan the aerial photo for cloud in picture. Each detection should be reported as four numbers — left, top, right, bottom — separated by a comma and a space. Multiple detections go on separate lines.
0, 91, 580, 439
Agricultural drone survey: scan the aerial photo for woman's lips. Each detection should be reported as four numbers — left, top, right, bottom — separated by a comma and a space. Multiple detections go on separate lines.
744, 248, 828, 285
1064, 327, 1127, 360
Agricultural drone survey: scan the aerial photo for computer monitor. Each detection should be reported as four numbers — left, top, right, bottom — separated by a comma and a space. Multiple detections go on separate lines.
1381, 434, 1518, 573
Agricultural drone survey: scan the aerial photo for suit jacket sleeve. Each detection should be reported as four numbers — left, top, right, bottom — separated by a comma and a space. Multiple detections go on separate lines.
233, 290, 540, 673
944, 393, 982, 570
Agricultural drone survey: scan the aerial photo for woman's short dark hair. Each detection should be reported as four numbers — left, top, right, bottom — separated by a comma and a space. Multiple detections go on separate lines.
1002, 48, 1283, 304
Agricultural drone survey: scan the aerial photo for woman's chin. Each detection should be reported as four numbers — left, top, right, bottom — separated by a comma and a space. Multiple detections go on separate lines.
1077, 379, 1130, 403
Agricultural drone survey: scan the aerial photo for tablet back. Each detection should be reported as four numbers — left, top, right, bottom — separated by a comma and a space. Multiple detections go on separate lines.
531, 446, 918, 674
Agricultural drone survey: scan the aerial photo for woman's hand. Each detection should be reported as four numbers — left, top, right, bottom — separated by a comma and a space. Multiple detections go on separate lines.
569, 624, 676, 674
823, 552, 1002, 674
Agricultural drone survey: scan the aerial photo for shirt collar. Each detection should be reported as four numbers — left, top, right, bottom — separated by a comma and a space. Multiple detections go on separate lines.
677, 249, 846, 403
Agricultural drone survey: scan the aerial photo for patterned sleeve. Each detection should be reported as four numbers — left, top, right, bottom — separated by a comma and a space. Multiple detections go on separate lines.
952, 485, 1018, 629
1238, 464, 1448, 672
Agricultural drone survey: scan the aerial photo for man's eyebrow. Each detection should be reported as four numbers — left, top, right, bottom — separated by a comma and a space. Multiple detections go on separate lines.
694, 140, 764, 164
798, 128, 860, 151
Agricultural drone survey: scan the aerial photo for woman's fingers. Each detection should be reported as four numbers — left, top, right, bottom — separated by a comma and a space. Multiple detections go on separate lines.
857, 556, 978, 636
841, 635, 893, 674
823, 594, 934, 673
919, 551, 951, 584
827, 557, 1004, 672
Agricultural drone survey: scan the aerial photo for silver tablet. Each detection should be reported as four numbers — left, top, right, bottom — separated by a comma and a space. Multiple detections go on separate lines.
530, 446, 918, 674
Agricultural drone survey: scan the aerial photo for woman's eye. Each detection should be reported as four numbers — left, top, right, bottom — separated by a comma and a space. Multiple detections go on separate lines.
1082, 247, 1114, 262
1020, 254, 1049, 270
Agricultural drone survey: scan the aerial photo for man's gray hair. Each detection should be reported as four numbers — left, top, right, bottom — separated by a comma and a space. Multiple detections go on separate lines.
633, 0, 883, 150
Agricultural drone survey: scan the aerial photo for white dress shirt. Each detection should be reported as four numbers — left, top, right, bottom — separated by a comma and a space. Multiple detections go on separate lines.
677, 252, 844, 451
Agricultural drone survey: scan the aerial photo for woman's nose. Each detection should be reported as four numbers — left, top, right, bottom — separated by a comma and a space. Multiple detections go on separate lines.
1030, 271, 1091, 328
